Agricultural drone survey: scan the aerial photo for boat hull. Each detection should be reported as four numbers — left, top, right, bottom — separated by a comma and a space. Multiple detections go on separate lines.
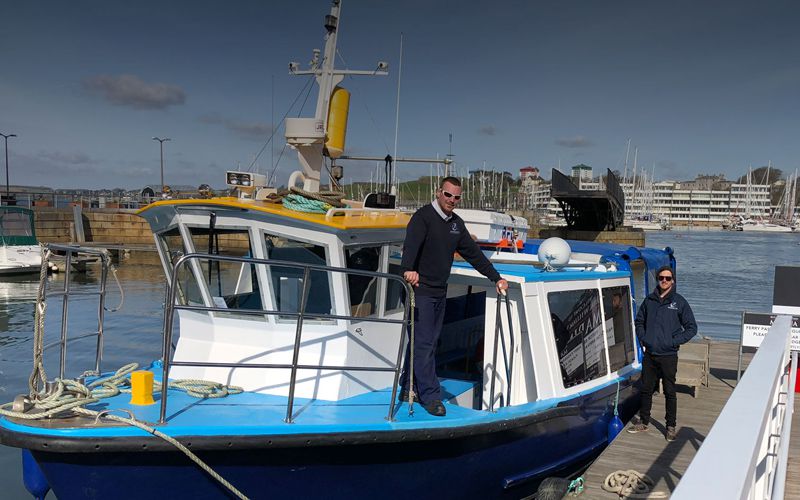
17, 378, 640, 499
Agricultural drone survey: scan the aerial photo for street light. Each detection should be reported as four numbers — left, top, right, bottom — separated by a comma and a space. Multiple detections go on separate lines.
0, 132, 17, 203
152, 137, 171, 195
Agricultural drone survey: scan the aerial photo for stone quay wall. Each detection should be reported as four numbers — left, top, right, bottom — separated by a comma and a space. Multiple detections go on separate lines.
32, 208, 646, 248
33, 208, 154, 246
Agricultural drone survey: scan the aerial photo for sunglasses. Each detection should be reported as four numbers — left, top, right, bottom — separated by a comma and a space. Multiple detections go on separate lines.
657, 275, 673, 282
441, 190, 461, 201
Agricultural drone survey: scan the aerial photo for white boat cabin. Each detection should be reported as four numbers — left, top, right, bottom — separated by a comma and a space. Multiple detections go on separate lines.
139, 199, 639, 410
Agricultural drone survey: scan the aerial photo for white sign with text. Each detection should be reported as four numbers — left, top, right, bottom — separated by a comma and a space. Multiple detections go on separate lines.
741, 312, 800, 350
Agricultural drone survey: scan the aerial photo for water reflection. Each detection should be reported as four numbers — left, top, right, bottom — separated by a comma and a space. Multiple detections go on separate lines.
0, 276, 42, 347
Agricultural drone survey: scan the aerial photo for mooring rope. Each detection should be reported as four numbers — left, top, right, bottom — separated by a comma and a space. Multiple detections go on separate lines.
28, 248, 51, 395
601, 470, 668, 498
4, 248, 250, 499
407, 289, 416, 413
289, 186, 346, 207
0, 364, 248, 499
104, 253, 125, 312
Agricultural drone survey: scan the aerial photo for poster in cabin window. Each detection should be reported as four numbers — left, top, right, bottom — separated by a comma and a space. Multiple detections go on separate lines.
603, 286, 635, 371
549, 289, 605, 387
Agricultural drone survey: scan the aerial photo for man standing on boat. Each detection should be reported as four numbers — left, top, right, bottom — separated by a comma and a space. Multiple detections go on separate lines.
628, 265, 697, 441
399, 177, 508, 417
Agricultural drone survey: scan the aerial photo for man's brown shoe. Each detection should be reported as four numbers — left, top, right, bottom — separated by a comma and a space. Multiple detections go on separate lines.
666, 426, 677, 442
627, 423, 649, 434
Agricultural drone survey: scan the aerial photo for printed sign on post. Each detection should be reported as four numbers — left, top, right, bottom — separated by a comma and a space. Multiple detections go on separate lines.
741, 312, 800, 350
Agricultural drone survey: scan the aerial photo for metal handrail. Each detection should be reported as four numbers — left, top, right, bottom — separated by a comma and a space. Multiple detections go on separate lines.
489, 292, 515, 411
44, 244, 112, 378
159, 253, 413, 425
673, 315, 794, 499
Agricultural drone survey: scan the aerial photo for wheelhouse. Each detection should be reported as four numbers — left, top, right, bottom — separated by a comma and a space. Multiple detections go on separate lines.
141, 197, 642, 413
139, 199, 413, 403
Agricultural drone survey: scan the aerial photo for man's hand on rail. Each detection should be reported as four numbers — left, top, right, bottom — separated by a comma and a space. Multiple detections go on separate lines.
404, 271, 420, 287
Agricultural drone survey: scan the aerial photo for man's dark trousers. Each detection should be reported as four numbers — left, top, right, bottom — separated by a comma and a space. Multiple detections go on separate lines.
639, 352, 678, 428
400, 294, 447, 404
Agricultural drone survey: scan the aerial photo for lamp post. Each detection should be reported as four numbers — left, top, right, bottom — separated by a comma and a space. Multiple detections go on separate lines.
152, 137, 171, 195
0, 132, 16, 203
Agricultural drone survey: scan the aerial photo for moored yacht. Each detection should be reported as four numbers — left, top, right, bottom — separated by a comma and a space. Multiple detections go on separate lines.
0, 206, 43, 276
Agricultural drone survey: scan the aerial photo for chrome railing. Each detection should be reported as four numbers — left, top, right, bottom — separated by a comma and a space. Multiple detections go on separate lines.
159, 253, 414, 425
488, 293, 515, 411
673, 315, 795, 500
42, 244, 112, 378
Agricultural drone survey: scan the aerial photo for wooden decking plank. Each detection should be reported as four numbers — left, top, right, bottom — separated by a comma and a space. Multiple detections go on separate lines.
581, 341, 753, 499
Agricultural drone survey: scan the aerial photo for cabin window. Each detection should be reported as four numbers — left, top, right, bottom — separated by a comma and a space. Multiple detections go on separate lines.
264, 233, 332, 319
385, 244, 406, 312
345, 246, 381, 317
548, 288, 607, 388
158, 228, 204, 306
630, 260, 647, 306
0, 211, 34, 238
602, 285, 635, 372
188, 227, 261, 310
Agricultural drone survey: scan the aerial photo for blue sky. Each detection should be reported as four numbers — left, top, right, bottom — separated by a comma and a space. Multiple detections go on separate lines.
1, 1, 798, 190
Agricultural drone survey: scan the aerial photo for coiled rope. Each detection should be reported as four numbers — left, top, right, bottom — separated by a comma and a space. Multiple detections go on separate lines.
3, 250, 250, 499
0, 364, 248, 499
281, 187, 347, 213
601, 470, 668, 498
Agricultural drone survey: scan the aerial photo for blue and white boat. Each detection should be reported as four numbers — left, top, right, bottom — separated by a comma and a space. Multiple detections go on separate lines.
0, 2, 675, 498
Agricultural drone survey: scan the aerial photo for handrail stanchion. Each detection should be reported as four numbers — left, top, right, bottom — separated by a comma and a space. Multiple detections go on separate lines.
489, 295, 503, 411
58, 250, 73, 379
504, 291, 515, 406
387, 283, 413, 421
158, 257, 184, 425
285, 267, 311, 424
94, 252, 109, 374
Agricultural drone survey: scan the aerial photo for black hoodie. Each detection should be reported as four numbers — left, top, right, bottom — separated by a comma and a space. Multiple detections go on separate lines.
635, 286, 697, 355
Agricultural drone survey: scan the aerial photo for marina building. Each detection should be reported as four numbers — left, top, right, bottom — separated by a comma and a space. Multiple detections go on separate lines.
520, 166, 777, 227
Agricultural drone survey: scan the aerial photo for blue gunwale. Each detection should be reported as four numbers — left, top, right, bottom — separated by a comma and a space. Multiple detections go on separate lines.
0, 365, 640, 440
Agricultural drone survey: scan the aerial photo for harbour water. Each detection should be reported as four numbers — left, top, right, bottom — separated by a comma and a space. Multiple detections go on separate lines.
0, 231, 799, 497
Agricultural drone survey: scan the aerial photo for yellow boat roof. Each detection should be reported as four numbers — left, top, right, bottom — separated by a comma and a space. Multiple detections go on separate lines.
137, 197, 411, 230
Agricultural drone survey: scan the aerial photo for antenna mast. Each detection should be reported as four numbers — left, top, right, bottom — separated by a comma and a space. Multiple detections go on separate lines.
285, 0, 388, 192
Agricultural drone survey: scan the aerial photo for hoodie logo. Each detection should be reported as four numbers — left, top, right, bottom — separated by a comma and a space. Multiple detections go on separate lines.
668, 302, 678, 310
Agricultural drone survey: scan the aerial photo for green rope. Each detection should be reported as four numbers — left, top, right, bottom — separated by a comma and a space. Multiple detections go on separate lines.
289, 186, 346, 208
281, 194, 332, 213
568, 477, 585, 496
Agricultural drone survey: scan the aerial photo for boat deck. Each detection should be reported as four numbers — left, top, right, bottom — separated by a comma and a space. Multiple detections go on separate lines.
581, 341, 800, 498
1, 375, 573, 440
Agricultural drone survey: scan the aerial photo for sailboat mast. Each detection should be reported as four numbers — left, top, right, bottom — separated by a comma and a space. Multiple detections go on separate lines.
631, 148, 638, 216
392, 32, 404, 194
623, 138, 631, 183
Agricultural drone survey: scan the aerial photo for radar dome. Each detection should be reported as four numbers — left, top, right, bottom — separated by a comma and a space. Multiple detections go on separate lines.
538, 237, 571, 271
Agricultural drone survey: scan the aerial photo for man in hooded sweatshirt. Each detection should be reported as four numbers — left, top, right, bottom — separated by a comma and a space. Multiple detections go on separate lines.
627, 265, 697, 442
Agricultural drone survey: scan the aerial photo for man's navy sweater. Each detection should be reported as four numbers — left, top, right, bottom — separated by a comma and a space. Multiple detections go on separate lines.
634, 287, 697, 355
400, 204, 501, 296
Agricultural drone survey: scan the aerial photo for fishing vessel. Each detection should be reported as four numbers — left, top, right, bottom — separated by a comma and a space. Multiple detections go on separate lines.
0, 206, 43, 276
0, 2, 675, 498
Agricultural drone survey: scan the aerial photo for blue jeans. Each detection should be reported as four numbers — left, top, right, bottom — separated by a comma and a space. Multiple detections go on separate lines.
400, 294, 447, 404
